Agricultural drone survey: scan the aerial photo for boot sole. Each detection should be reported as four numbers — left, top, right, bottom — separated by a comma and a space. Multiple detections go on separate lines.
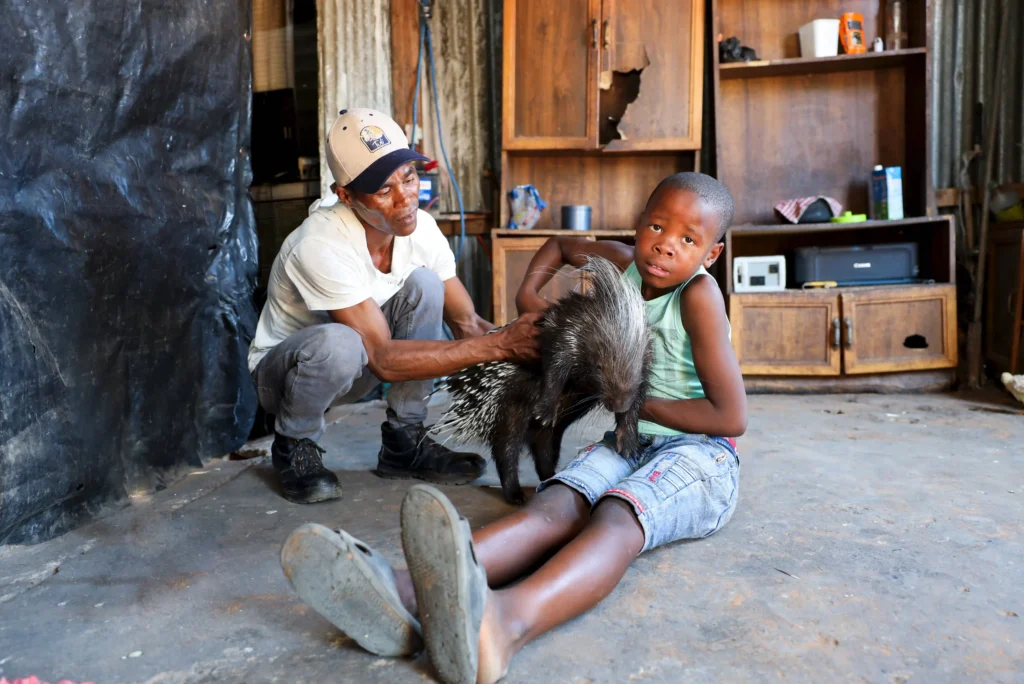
281, 481, 343, 505
374, 463, 482, 486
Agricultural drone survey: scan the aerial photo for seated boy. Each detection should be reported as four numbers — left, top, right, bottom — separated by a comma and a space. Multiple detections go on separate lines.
279, 172, 748, 683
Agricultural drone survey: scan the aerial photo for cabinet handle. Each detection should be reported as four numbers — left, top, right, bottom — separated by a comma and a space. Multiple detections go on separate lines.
602, 19, 610, 49
832, 317, 840, 349
591, 19, 598, 48
844, 316, 854, 349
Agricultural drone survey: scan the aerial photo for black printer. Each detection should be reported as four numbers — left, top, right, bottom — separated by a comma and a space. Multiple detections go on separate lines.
793, 243, 921, 287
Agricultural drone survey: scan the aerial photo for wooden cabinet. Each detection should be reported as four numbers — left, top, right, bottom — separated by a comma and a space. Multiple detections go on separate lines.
492, 234, 593, 326
985, 223, 1024, 374
730, 285, 958, 378
722, 216, 957, 389
502, 0, 703, 151
492, 230, 630, 326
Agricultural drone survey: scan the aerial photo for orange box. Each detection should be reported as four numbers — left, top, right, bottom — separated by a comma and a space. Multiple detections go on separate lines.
840, 12, 867, 54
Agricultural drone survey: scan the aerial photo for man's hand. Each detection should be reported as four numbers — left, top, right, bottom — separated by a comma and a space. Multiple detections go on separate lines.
496, 313, 543, 363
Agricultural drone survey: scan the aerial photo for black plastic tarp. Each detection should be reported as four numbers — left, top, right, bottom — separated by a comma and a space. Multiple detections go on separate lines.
0, 0, 258, 544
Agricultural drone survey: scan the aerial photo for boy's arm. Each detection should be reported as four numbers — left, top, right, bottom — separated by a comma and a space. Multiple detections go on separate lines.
516, 237, 635, 315
640, 275, 748, 437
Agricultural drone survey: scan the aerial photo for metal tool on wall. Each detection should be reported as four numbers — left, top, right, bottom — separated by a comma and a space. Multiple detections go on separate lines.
968, 0, 1012, 389
410, 0, 468, 259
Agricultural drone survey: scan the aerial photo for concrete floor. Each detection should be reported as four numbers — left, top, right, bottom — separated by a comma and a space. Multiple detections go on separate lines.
1, 391, 1022, 683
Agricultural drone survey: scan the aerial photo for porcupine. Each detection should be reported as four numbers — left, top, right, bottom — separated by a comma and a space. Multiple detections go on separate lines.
431, 256, 653, 505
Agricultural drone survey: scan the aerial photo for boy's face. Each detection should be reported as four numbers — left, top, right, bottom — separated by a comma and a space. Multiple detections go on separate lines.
632, 188, 724, 293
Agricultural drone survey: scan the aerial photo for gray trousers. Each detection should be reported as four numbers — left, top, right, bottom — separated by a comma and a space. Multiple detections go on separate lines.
253, 267, 444, 441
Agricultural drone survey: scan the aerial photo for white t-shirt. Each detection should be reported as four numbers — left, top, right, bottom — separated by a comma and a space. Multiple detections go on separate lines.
248, 204, 457, 371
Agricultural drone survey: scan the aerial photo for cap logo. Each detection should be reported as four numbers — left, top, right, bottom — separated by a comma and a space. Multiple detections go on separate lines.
359, 125, 391, 153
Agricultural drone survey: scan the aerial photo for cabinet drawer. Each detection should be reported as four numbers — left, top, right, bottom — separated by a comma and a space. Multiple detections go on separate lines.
729, 292, 842, 376
840, 285, 958, 374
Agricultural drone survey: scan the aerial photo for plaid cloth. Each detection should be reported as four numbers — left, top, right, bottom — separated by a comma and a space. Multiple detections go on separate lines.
774, 196, 843, 224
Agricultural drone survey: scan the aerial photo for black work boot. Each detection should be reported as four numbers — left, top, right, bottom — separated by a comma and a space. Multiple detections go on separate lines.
272, 433, 343, 504
375, 422, 486, 485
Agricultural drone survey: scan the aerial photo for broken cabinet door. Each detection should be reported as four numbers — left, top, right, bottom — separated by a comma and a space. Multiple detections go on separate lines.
502, 0, 600, 150
599, 0, 704, 150
839, 285, 958, 374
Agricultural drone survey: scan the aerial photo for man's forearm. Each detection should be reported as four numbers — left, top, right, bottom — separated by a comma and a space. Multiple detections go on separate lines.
368, 336, 507, 383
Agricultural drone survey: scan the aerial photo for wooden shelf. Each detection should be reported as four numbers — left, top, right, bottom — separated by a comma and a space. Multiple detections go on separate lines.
719, 48, 926, 80
730, 282, 948, 297
492, 229, 635, 238
728, 216, 948, 237
435, 212, 490, 237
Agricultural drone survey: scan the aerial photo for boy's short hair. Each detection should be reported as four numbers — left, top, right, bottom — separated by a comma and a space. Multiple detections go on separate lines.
646, 172, 735, 241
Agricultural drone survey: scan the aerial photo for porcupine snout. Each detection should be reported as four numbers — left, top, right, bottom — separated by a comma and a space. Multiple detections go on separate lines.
603, 394, 631, 414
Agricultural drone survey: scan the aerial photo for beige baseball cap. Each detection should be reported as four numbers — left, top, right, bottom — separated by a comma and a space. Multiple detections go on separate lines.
325, 108, 428, 194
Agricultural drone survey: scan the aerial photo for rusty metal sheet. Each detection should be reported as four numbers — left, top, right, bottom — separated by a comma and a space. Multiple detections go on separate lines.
932, 0, 1023, 188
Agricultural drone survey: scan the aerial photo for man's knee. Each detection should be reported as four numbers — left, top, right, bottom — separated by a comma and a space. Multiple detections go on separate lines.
401, 268, 445, 311
299, 325, 368, 387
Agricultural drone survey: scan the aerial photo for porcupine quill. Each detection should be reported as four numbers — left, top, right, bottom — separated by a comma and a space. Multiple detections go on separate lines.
430, 256, 653, 505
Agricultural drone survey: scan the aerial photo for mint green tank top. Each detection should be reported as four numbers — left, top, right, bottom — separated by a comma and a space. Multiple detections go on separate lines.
622, 262, 729, 436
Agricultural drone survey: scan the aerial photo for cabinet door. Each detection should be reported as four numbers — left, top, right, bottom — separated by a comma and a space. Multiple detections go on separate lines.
492, 236, 592, 326
599, 0, 704, 150
840, 285, 958, 374
985, 227, 1024, 374
729, 292, 842, 375
503, 0, 600, 150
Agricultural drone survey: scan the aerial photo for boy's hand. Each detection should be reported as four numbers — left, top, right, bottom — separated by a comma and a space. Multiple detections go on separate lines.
497, 313, 543, 363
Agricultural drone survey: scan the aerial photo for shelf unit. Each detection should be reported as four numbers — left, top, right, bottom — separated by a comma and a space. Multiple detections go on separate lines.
718, 47, 925, 80
723, 217, 955, 294
710, 0, 954, 392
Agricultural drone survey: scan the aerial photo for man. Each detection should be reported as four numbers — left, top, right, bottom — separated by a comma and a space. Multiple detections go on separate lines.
249, 108, 540, 504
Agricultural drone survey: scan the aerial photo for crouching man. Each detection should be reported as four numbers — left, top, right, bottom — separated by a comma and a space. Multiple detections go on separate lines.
249, 108, 539, 504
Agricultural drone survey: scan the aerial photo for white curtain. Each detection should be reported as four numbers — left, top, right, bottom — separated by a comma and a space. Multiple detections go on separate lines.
253, 0, 295, 93
316, 0, 393, 197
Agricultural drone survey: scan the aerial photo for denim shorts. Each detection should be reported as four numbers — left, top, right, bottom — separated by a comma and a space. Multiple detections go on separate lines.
537, 432, 741, 553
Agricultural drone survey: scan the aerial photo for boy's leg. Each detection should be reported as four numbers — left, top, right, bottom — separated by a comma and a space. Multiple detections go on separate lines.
401, 486, 644, 683
391, 482, 591, 614
393, 433, 636, 612
404, 436, 740, 682
476, 497, 644, 682
478, 435, 741, 680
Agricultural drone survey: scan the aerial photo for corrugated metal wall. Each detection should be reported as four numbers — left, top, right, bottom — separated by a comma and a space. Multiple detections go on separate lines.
932, 0, 1024, 188
316, 0, 393, 197
417, 0, 494, 213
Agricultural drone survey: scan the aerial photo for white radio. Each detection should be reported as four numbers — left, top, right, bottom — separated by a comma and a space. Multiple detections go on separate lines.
733, 255, 787, 292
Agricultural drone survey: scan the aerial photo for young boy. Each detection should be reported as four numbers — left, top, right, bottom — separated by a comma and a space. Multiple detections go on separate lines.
280, 172, 747, 683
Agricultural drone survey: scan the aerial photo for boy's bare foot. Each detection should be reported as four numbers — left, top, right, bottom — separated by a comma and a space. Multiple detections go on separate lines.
393, 567, 418, 616
475, 588, 523, 684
